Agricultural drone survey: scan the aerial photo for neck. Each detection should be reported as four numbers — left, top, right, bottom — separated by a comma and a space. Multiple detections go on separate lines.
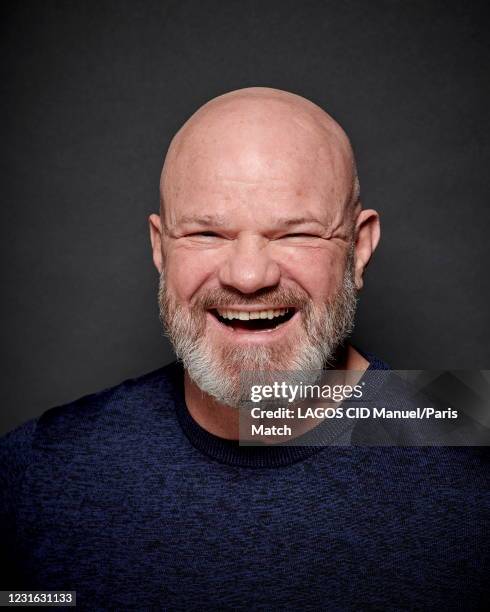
184, 344, 370, 440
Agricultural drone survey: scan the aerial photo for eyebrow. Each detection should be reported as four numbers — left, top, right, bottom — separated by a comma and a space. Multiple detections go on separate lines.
174, 214, 328, 228
176, 214, 228, 227
275, 216, 328, 227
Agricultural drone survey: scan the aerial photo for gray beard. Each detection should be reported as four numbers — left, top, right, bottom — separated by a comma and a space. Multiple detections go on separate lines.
158, 248, 358, 408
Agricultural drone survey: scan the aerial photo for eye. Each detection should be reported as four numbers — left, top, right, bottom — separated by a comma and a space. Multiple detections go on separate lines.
184, 230, 227, 244
188, 231, 221, 238
279, 233, 320, 240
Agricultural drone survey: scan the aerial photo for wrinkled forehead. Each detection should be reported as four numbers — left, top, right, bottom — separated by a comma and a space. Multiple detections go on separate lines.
161, 98, 356, 225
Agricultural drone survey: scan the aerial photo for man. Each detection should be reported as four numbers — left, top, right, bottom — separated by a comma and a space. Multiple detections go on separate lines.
1, 88, 487, 610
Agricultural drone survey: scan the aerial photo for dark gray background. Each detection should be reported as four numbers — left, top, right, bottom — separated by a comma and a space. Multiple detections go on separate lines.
1, 0, 489, 435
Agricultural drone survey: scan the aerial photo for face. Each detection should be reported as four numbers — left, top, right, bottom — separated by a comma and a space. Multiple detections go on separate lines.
153, 101, 363, 407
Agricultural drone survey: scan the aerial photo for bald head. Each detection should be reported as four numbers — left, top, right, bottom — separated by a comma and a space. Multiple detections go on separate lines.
160, 87, 360, 228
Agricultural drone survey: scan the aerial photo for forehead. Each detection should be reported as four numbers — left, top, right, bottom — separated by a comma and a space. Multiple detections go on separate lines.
162, 105, 353, 226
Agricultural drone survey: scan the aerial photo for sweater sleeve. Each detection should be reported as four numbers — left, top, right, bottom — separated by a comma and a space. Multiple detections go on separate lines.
0, 418, 38, 588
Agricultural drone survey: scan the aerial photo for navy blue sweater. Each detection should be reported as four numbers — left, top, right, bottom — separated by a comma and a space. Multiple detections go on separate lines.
1, 356, 488, 610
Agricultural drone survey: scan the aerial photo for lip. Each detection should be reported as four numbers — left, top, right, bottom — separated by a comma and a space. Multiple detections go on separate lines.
206, 308, 301, 345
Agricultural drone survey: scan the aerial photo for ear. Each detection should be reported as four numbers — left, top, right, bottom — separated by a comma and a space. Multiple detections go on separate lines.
353, 209, 381, 290
148, 213, 164, 274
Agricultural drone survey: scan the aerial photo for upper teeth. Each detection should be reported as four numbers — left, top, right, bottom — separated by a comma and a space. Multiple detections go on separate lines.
217, 308, 290, 321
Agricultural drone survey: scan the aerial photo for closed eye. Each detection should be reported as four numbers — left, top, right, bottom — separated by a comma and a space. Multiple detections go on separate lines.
278, 233, 321, 239
186, 231, 223, 240
181, 230, 230, 245
188, 231, 221, 238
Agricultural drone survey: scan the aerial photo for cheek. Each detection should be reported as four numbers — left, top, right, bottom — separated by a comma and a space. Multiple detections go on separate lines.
277, 248, 345, 301
164, 249, 217, 301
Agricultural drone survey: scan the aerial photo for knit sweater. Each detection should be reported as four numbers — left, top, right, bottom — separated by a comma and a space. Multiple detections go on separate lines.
1, 355, 488, 610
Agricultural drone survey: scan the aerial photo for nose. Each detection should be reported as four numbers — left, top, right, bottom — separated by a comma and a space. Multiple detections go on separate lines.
218, 234, 280, 294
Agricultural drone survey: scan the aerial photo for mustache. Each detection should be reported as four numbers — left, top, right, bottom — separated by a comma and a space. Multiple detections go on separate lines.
190, 286, 312, 311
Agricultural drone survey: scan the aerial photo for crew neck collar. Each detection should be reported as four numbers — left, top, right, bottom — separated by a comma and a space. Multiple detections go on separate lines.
167, 349, 390, 468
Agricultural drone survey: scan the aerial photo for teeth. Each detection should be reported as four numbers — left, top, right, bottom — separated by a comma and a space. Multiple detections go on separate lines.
217, 308, 290, 321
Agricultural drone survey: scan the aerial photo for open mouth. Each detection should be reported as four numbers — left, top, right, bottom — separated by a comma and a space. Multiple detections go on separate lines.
210, 307, 296, 331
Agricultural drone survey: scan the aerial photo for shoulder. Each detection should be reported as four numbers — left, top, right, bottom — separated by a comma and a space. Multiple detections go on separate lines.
38, 361, 181, 431
0, 361, 183, 469
350, 345, 391, 370
0, 418, 39, 498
